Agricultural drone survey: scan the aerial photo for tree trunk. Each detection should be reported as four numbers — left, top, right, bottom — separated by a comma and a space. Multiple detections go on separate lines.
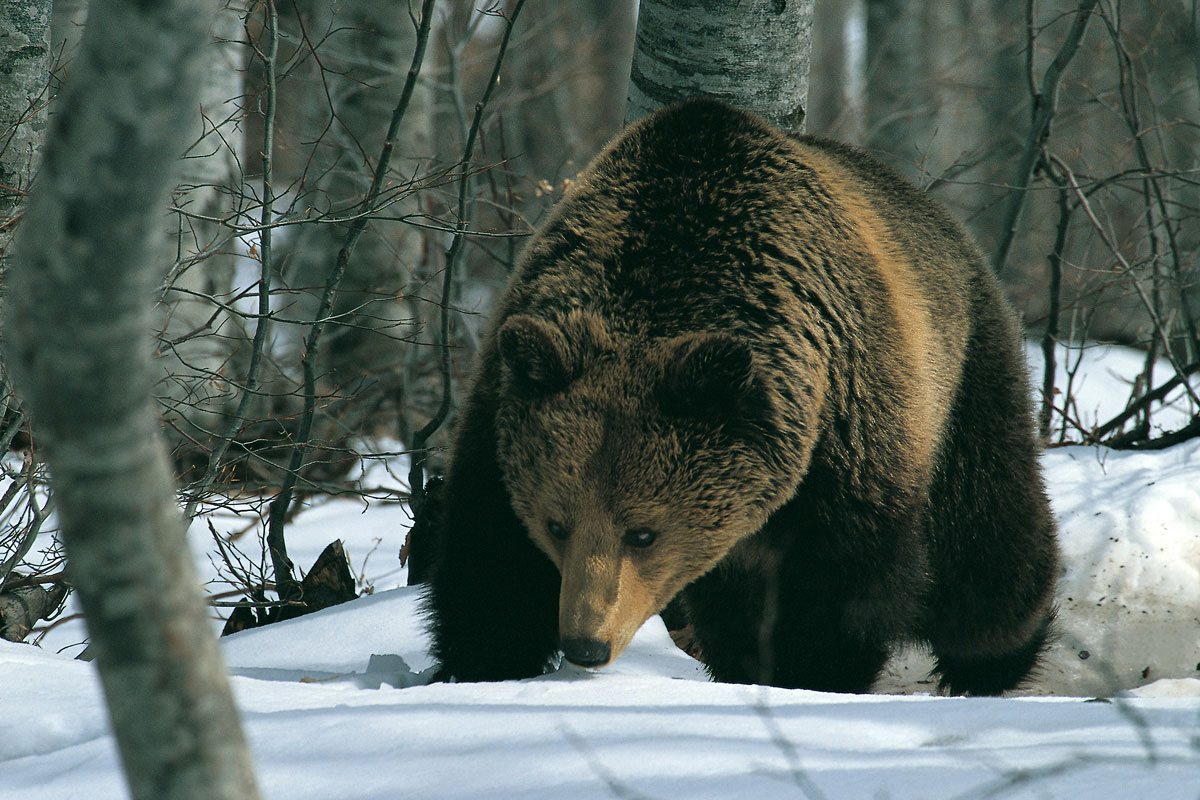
156, 4, 249, 460
0, 0, 52, 267
864, 0, 933, 168
503, 0, 635, 200
626, 0, 815, 135
807, 0, 867, 141
277, 0, 431, 439
2, 0, 261, 797
50, 0, 89, 63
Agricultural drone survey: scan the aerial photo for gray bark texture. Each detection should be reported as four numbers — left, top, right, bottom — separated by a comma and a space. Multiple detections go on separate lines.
2, 0, 262, 798
625, 0, 815, 135
156, 3, 249, 450
0, 0, 52, 267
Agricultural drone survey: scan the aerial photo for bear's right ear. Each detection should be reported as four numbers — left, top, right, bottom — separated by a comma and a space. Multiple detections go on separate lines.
657, 333, 761, 417
498, 315, 574, 392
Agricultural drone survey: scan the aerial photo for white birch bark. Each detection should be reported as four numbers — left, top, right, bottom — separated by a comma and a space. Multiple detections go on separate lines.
626, 0, 815, 135
156, 3, 248, 448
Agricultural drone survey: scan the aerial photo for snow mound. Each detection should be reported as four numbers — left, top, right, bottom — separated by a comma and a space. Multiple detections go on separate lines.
1042, 442, 1200, 695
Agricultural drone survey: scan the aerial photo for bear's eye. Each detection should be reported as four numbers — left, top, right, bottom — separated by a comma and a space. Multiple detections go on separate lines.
547, 520, 569, 541
623, 527, 657, 549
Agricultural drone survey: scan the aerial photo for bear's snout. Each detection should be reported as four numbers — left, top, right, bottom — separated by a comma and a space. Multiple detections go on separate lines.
561, 636, 611, 668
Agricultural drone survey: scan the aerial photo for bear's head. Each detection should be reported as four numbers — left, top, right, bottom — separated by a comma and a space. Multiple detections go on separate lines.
493, 311, 797, 669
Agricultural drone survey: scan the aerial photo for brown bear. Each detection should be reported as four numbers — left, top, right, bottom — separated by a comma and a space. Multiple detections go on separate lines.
422, 97, 1058, 694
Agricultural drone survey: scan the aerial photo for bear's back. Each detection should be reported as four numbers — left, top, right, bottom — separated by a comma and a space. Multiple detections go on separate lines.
514, 100, 975, 345
509, 101, 981, 459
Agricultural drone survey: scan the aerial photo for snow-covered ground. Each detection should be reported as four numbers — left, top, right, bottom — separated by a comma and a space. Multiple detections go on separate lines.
2, 342, 1199, 799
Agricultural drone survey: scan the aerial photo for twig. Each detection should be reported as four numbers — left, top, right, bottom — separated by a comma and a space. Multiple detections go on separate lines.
1117, 415, 1200, 450
1096, 3, 1199, 363
266, 0, 440, 599
407, 0, 528, 515
0, 406, 25, 454
0, 453, 44, 584
993, 0, 1098, 276
210, 599, 304, 609
1092, 358, 1200, 442
0, 570, 66, 590
1048, 153, 1200, 412
183, 0, 281, 521
166, 197, 528, 240
1039, 174, 1072, 439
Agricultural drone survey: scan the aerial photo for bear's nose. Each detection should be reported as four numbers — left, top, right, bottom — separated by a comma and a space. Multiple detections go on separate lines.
561, 637, 611, 668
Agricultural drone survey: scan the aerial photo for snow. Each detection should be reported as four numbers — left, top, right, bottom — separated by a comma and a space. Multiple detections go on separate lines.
3, 343, 1199, 798
1033, 341, 1197, 437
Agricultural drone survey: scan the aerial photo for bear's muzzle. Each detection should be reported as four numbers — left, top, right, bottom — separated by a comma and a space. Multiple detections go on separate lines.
560, 636, 612, 668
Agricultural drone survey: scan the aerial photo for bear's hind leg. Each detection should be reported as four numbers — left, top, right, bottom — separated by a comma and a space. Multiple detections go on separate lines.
922, 282, 1060, 696
931, 607, 1056, 695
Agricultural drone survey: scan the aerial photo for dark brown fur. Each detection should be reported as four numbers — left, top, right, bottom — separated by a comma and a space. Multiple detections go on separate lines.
423, 98, 1058, 694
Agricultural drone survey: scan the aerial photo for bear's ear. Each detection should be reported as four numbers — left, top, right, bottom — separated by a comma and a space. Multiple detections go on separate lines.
498, 315, 574, 392
658, 333, 760, 417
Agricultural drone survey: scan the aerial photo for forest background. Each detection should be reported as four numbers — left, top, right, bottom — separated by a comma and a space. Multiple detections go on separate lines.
0, 1, 1197, 795
2, 0, 1199, 689
1, 0, 1197, 670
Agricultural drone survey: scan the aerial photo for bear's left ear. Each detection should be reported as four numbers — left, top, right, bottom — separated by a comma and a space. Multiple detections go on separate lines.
498, 314, 575, 392
657, 333, 761, 417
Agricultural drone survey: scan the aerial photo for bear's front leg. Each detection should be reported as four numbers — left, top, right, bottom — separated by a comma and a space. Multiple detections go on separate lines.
423, 379, 562, 682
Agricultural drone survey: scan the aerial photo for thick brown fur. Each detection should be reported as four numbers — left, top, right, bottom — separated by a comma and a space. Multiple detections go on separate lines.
423, 98, 1059, 694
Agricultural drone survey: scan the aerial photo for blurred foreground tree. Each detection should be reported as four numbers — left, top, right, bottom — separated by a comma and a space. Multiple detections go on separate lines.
2, 0, 261, 796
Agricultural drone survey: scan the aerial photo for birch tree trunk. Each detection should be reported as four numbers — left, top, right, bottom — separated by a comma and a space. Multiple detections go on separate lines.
807, 0, 867, 141
2, 0, 261, 797
0, 0, 51, 267
50, 0, 89, 62
156, 3, 249, 458
626, 0, 815, 135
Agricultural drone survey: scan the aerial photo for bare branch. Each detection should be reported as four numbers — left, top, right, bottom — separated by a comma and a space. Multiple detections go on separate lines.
993, 0, 1098, 276
1048, 153, 1200, 411
1039, 179, 1073, 440
407, 0, 528, 515
183, 0, 281, 522
266, 0, 441, 597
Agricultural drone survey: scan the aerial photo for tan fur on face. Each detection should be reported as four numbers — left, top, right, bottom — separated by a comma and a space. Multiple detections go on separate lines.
504, 344, 775, 666
554, 537, 661, 667
518, 423, 769, 665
